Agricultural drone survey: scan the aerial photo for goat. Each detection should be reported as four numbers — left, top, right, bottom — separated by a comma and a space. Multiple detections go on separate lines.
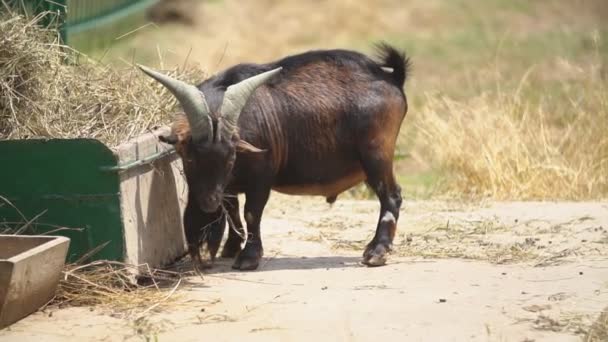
138, 42, 410, 270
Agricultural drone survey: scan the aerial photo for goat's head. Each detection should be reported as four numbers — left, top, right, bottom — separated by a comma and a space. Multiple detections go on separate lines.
138, 65, 281, 213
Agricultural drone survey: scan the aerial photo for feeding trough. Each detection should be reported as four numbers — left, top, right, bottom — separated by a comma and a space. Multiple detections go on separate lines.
0, 9, 199, 271
0, 235, 70, 328
0, 127, 188, 267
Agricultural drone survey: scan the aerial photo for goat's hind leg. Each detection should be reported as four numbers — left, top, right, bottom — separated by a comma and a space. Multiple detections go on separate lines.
359, 152, 402, 266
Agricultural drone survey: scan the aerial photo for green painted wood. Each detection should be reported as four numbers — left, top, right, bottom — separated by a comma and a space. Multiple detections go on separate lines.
0, 139, 124, 262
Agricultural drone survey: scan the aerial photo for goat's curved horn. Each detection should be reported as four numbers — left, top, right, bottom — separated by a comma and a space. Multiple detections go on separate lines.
137, 64, 212, 142
220, 67, 282, 127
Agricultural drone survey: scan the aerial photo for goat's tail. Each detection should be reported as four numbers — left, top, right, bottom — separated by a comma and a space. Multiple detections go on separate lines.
375, 42, 411, 89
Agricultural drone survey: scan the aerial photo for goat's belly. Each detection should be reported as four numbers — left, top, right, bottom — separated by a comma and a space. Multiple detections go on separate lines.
272, 169, 365, 197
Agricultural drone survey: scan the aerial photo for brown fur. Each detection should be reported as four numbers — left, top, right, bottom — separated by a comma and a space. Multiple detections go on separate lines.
247, 88, 288, 172
273, 169, 365, 197
171, 115, 191, 157
367, 93, 408, 161
280, 63, 366, 160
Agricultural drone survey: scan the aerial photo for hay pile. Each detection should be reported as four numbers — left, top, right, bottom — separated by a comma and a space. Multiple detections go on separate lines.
52, 261, 184, 318
0, 9, 204, 147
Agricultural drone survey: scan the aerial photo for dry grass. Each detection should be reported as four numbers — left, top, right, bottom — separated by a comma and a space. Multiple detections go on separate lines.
532, 312, 592, 336
51, 261, 184, 318
414, 59, 608, 200
586, 307, 608, 342
0, 8, 204, 147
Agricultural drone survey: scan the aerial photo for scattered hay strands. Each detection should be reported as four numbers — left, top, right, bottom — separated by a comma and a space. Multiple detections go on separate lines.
50, 260, 184, 319
323, 215, 608, 266
585, 307, 608, 342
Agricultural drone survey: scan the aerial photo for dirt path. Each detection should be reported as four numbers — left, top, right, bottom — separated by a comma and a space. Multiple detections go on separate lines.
2, 195, 607, 341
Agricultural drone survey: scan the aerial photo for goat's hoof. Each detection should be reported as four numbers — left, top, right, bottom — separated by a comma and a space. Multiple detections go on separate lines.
232, 244, 262, 271
362, 243, 389, 267
232, 255, 260, 271
192, 260, 213, 277
221, 239, 242, 259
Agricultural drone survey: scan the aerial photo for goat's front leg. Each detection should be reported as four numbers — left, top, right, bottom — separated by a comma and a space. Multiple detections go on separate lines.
203, 210, 226, 263
232, 186, 271, 271
184, 197, 225, 271
221, 194, 245, 258
183, 191, 226, 272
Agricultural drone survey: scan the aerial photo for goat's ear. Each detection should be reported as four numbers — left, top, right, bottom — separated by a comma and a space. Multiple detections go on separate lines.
236, 140, 266, 153
159, 134, 179, 145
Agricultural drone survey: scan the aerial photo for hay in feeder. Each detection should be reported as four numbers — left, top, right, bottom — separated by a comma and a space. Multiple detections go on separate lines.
0, 6, 205, 147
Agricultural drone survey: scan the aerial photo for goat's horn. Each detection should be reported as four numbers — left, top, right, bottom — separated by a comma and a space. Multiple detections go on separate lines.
220, 67, 282, 127
137, 64, 212, 142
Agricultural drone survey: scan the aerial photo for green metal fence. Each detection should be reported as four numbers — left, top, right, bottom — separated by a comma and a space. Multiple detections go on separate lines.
27, 0, 159, 51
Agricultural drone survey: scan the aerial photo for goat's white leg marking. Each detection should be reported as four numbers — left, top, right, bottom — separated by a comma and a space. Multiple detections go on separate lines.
381, 211, 396, 224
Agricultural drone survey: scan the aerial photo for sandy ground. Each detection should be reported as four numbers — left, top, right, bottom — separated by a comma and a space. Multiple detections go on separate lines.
1, 194, 607, 341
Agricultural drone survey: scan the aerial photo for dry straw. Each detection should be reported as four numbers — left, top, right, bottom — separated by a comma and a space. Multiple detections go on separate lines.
414, 66, 608, 200
0, 7, 204, 147
51, 260, 184, 318
585, 307, 608, 342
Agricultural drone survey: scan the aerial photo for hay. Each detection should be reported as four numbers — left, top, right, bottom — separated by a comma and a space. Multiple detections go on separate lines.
586, 307, 608, 342
0, 8, 205, 147
414, 69, 608, 200
50, 260, 184, 318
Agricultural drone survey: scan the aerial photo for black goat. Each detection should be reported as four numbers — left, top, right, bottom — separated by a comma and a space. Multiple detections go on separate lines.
138, 43, 410, 271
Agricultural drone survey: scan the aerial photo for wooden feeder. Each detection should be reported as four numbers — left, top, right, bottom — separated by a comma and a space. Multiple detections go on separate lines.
0, 127, 187, 268
0, 235, 70, 328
